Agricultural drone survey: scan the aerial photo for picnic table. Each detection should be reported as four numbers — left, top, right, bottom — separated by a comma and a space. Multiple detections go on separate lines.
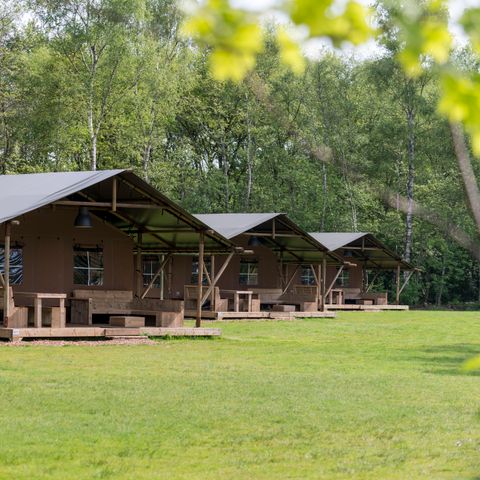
15, 292, 67, 328
221, 290, 255, 312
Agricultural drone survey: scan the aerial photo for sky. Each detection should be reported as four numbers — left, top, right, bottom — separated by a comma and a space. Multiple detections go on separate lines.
231, 0, 478, 59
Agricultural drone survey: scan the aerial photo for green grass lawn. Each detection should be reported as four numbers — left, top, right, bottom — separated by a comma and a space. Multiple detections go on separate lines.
1, 311, 480, 479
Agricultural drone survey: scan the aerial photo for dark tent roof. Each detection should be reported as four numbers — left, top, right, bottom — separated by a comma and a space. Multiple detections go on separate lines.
309, 232, 414, 270
194, 213, 279, 239
196, 213, 343, 264
0, 170, 122, 224
0, 170, 234, 253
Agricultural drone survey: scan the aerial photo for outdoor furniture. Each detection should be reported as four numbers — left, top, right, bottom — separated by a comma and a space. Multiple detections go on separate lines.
221, 290, 255, 312
70, 290, 184, 327
249, 287, 319, 312
15, 292, 66, 328
109, 316, 145, 327
342, 288, 388, 305
272, 304, 296, 312
0, 287, 28, 328
328, 288, 344, 305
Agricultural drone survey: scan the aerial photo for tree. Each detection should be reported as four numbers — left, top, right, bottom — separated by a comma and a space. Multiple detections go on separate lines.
30, 0, 147, 170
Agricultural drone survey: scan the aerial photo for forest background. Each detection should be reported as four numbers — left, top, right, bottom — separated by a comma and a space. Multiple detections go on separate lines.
1, 0, 477, 306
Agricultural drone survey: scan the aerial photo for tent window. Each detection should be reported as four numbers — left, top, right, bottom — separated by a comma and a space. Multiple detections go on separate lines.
73, 247, 104, 286
335, 268, 350, 287
301, 266, 316, 285
0, 247, 23, 285
191, 259, 211, 285
143, 255, 162, 288
239, 259, 258, 286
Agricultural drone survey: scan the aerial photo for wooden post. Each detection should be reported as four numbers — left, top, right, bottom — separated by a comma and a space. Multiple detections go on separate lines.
136, 232, 142, 298
196, 231, 204, 328
159, 254, 165, 301
395, 263, 401, 305
314, 264, 321, 310
3, 222, 11, 326
210, 255, 215, 309
112, 178, 117, 212
321, 256, 327, 311
362, 263, 367, 293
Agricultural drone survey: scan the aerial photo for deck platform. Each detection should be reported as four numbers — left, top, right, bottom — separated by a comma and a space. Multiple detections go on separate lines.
325, 304, 409, 311
186, 310, 336, 320
0, 325, 221, 341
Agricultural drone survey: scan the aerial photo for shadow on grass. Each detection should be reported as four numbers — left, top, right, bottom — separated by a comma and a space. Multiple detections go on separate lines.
408, 344, 480, 376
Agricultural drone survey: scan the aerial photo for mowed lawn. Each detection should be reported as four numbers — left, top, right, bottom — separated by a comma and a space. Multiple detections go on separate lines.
1, 312, 480, 479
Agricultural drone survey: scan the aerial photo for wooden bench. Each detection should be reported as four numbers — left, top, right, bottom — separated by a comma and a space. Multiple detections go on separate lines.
342, 288, 388, 305
71, 290, 184, 327
249, 287, 318, 312
0, 287, 28, 328
110, 316, 145, 327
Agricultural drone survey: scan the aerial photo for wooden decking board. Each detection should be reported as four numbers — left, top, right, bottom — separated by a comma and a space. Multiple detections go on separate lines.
0, 326, 221, 340
325, 304, 409, 311
185, 310, 336, 320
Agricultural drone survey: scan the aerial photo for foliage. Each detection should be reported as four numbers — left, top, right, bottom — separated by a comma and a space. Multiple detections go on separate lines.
1, 1, 479, 305
182, 0, 480, 160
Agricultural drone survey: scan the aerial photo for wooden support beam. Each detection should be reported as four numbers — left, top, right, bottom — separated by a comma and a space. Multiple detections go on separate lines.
362, 263, 367, 293
201, 251, 235, 305
135, 232, 143, 298
264, 236, 302, 262
282, 265, 300, 295
210, 255, 215, 308
0, 271, 4, 288
365, 270, 381, 293
75, 190, 176, 249
196, 232, 205, 328
310, 264, 319, 285
321, 256, 327, 310
243, 232, 298, 238
399, 270, 414, 296
112, 178, 117, 212
282, 264, 300, 294
54, 200, 160, 209
203, 262, 212, 286
395, 263, 401, 305
3, 222, 11, 326
318, 263, 324, 311
140, 253, 172, 299
159, 254, 165, 301
315, 264, 320, 308
115, 210, 176, 249
325, 265, 344, 298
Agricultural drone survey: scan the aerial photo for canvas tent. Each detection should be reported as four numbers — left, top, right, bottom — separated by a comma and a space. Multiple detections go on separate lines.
0, 170, 235, 331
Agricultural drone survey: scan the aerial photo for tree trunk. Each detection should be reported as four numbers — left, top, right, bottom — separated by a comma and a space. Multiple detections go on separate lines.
88, 45, 98, 171
245, 95, 253, 210
320, 163, 327, 230
222, 142, 229, 211
436, 258, 446, 306
404, 107, 415, 263
143, 142, 152, 181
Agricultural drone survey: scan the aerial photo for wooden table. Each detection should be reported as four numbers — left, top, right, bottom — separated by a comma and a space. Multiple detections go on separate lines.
328, 288, 344, 305
221, 290, 254, 312
15, 292, 67, 328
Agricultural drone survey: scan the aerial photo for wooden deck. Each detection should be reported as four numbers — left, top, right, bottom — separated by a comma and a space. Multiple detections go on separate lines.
0, 325, 221, 341
325, 304, 409, 311
185, 310, 336, 320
